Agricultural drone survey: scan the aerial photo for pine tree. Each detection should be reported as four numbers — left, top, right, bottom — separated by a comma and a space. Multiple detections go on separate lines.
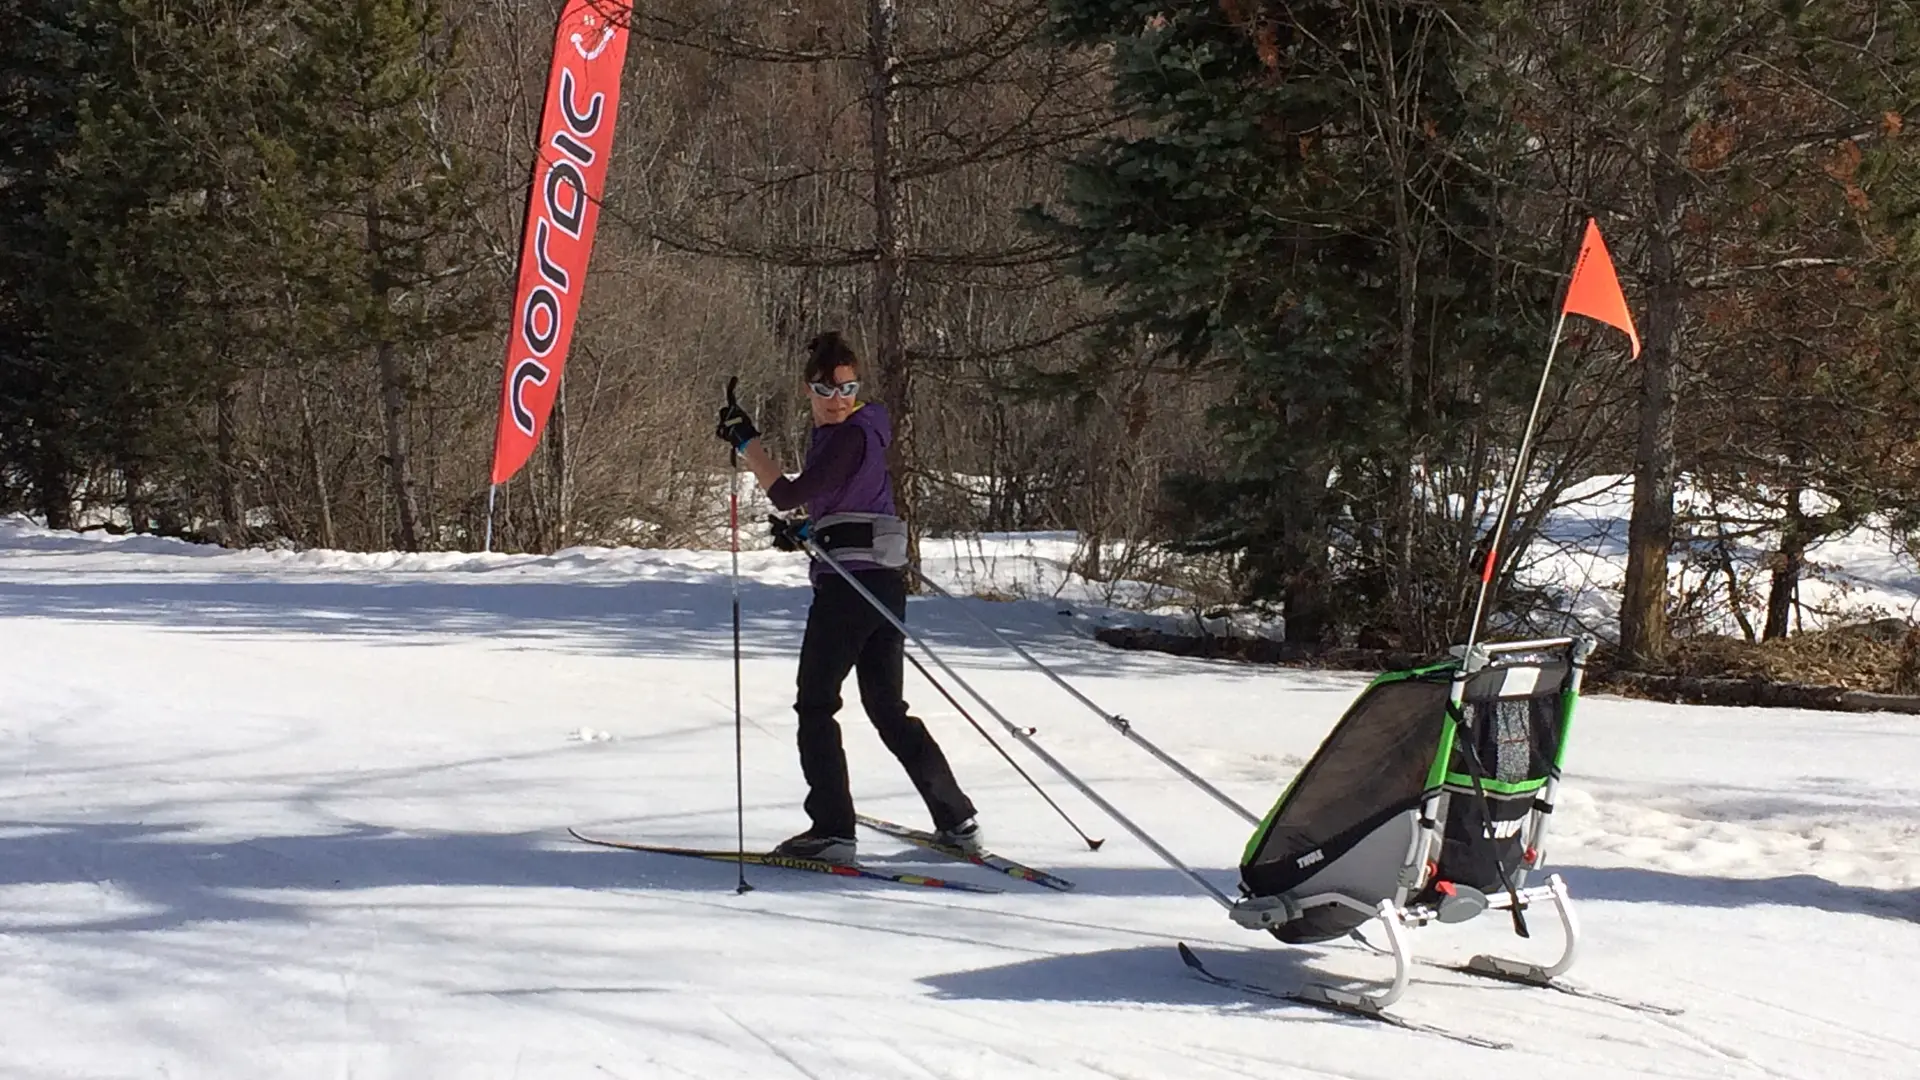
257, 0, 490, 551
0, 0, 303, 536
1, 0, 248, 531
0, 0, 95, 527
1042, 0, 1543, 647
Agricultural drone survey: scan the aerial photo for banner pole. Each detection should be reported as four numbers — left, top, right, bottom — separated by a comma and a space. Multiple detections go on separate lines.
484, 484, 497, 553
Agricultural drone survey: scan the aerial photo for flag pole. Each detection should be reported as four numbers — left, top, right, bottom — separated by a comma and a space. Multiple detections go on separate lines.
1452, 308, 1572, 938
1463, 310, 1569, 658
484, 484, 497, 552
1465, 217, 1639, 653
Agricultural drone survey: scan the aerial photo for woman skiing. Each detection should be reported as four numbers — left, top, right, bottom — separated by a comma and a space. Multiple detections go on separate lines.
715, 332, 979, 864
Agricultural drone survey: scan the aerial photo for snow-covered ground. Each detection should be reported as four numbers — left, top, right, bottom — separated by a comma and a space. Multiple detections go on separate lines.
904, 476, 1920, 645
1523, 476, 1920, 639
1, 517, 1917, 1078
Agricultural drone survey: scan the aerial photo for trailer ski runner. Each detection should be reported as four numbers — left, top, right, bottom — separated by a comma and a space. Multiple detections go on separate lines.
1177, 943, 1513, 1050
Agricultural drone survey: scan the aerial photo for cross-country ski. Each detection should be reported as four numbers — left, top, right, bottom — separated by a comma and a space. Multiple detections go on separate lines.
856, 814, 1077, 891
567, 826, 1003, 894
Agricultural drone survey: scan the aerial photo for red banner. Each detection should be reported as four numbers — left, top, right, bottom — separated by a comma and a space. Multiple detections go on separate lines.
490, 0, 632, 486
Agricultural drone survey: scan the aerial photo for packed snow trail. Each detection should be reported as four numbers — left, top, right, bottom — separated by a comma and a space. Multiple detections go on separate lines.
0, 519, 1916, 1077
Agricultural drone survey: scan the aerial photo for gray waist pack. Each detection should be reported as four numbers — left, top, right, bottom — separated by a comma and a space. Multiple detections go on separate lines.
811, 512, 908, 569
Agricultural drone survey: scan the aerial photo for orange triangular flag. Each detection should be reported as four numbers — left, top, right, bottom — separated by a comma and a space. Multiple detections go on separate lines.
1561, 218, 1641, 358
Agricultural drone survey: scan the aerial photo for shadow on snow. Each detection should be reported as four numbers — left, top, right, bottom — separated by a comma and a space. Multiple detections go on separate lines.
0, 818, 1911, 942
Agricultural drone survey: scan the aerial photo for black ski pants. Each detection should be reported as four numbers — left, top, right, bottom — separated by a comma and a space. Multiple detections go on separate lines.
795, 567, 976, 838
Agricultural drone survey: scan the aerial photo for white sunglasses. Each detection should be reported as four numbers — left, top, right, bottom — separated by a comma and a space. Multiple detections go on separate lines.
809, 379, 860, 399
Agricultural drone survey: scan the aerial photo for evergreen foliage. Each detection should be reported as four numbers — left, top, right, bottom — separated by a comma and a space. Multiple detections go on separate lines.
1043, 0, 1548, 646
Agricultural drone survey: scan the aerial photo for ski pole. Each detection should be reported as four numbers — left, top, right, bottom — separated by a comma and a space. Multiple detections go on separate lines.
902, 648, 1105, 851
807, 540, 1233, 908
726, 377, 751, 895
910, 569, 1261, 826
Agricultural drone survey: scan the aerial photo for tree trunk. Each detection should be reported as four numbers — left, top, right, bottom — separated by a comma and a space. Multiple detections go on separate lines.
216, 382, 244, 544
297, 376, 335, 549
377, 338, 423, 552
867, 0, 915, 571
1366, 0, 1423, 643
1619, 283, 1681, 665
1764, 487, 1806, 641
33, 442, 73, 532
366, 196, 422, 553
1618, 1, 1691, 667
1714, 533, 1757, 643
124, 459, 149, 534
1284, 525, 1335, 645
1389, 198, 1419, 643
1283, 453, 1337, 645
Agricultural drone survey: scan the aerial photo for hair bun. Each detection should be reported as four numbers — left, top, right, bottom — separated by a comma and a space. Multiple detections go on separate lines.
803, 331, 859, 382
806, 331, 844, 358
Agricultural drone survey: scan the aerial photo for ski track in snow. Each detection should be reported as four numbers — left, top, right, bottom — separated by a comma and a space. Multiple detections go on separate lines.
0, 517, 1916, 1078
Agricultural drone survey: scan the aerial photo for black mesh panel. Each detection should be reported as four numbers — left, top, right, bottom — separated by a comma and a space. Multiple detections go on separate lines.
1456, 684, 1565, 786
1491, 700, 1531, 782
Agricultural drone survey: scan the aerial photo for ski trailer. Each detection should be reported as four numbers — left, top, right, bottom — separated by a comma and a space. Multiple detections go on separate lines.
788, 535, 1667, 1039
1229, 636, 1598, 1018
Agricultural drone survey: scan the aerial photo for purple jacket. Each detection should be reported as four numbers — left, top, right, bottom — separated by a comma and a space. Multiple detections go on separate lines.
769, 402, 897, 577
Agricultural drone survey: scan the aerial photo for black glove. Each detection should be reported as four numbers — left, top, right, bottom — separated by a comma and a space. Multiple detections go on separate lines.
768, 514, 810, 552
715, 376, 759, 451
